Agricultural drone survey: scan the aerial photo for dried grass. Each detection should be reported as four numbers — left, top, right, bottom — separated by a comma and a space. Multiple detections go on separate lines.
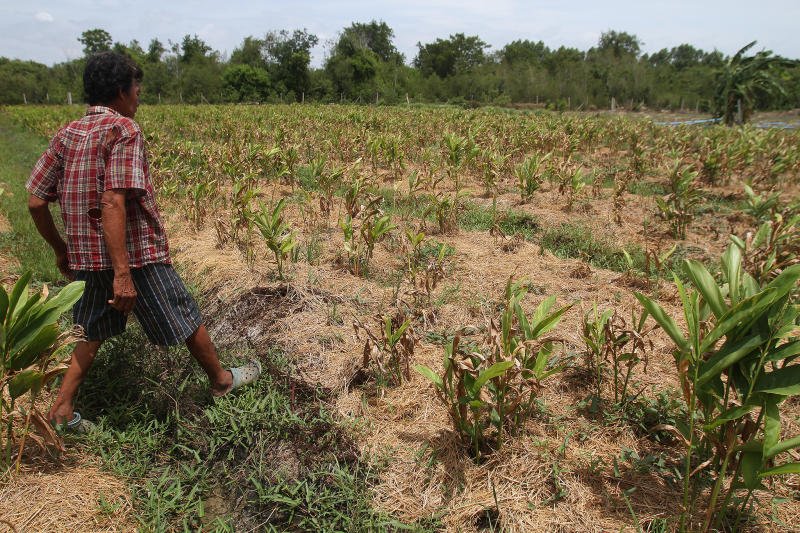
0, 455, 133, 533
114, 179, 800, 530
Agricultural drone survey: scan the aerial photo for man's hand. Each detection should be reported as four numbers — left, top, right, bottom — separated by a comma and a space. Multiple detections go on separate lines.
109, 271, 137, 314
29, 194, 73, 281
101, 188, 136, 313
56, 251, 74, 281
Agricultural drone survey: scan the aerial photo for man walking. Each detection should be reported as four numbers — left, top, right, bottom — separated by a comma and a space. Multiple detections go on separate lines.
26, 51, 260, 428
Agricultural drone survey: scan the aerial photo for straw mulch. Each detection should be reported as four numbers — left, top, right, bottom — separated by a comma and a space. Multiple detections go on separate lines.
0, 455, 133, 533
166, 180, 800, 531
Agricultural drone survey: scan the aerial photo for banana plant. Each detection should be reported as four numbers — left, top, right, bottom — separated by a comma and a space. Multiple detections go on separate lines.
1, 273, 85, 467
636, 244, 800, 531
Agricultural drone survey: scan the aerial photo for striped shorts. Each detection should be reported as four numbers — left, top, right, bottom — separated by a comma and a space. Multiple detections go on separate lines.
73, 263, 203, 346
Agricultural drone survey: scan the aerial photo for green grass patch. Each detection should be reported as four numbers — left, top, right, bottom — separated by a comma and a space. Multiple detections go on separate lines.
695, 192, 744, 215
628, 180, 667, 196
459, 202, 540, 241
540, 222, 640, 271
0, 113, 63, 282
73, 328, 437, 531
375, 187, 435, 220
420, 239, 455, 260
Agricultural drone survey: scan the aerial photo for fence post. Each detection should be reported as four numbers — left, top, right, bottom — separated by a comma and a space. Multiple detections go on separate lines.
158, 93, 161, 104
23, 93, 27, 104
302, 92, 305, 103
406, 93, 410, 105
46, 92, 49, 103
375, 92, 379, 105
611, 97, 616, 111
67, 92, 72, 105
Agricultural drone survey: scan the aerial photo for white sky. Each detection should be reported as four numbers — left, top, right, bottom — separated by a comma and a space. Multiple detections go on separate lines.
1, 0, 798, 66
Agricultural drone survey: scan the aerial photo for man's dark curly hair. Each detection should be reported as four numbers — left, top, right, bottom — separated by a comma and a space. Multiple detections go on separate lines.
83, 51, 143, 105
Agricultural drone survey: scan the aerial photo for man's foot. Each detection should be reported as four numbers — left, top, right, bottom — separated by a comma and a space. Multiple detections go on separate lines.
65, 412, 96, 434
211, 369, 234, 396
212, 359, 262, 397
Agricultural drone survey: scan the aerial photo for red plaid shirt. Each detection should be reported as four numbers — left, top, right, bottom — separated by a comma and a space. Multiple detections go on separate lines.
27, 106, 170, 271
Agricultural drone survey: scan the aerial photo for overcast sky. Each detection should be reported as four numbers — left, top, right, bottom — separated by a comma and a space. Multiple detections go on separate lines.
1, 1, 798, 66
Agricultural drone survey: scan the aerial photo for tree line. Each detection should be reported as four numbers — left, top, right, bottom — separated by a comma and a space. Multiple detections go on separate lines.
1, 22, 798, 116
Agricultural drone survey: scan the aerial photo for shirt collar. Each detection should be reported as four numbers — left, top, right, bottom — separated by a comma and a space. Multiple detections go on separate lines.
86, 105, 120, 116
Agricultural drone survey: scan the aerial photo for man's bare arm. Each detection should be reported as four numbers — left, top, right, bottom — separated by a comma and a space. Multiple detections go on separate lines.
101, 189, 137, 313
28, 194, 72, 280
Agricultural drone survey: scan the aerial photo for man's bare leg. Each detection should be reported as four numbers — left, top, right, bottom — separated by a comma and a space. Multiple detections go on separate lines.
49, 340, 103, 425
185, 324, 232, 395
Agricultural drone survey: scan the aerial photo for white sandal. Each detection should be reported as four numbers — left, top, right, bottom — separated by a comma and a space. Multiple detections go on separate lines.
215, 359, 262, 396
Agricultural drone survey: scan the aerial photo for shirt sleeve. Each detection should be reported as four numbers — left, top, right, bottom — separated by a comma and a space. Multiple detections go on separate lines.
26, 135, 63, 202
105, 122, 148, 195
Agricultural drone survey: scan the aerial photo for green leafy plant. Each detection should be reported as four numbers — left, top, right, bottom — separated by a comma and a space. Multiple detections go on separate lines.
581, 305, 652, 414
187, 180, 215, 229
742, 184, 781, 222
565, 167, 587, 212
655, 161, 703, 239
248, 198, 298, 279
733, 209, 799, 284
515, 152, 551, 203
1, 273, 85, 469
478, 148, 508, 198
339, 199, 396, 276
415, 278, 572, 458
636, 244, 800, 531
353, 310, 415, 387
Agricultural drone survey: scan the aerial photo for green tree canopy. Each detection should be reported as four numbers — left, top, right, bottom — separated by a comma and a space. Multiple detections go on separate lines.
230, 36, 266, 69
414, 33, 490, 78
596, 30, 641, 58
263, 29, 318, 99
223, 64, 271, 102
78, 29, 112, 56
146, 39, 166, 63
335, 21, 403, 64
178, 35, 213, 64
501, 40, 549, 66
